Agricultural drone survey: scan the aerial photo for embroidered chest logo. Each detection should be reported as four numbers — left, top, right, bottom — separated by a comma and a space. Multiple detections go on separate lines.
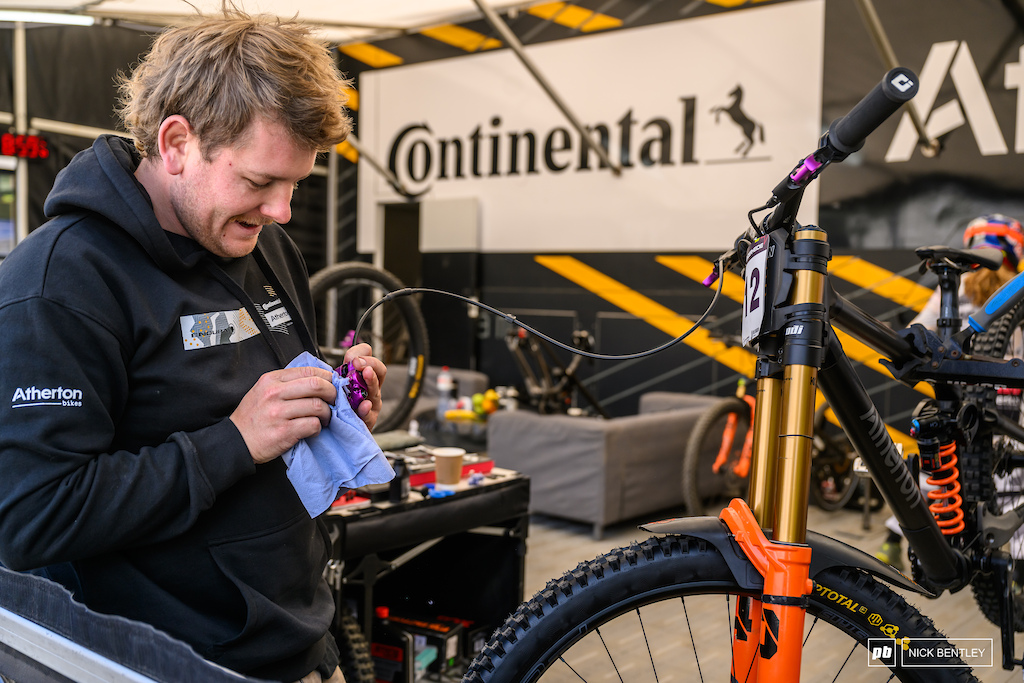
256, 285, 293, 334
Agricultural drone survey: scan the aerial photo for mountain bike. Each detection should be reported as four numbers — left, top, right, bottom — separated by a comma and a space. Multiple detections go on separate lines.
309, 261, 429, 432
464, 67, 1024, 682
505, 326, 610, 418
683, 381, 860, 515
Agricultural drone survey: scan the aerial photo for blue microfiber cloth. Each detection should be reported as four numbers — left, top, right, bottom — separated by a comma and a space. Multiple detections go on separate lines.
282, 352, 394, 517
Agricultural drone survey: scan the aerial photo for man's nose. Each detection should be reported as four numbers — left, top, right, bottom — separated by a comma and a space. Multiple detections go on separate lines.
261, 184, 293, 224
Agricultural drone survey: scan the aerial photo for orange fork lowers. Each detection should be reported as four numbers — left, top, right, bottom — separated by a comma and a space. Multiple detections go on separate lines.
711, 380, 757, 478
721, 499, 814, 682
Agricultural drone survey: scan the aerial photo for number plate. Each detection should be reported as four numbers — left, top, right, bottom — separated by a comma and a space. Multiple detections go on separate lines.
741, 236, 769, 347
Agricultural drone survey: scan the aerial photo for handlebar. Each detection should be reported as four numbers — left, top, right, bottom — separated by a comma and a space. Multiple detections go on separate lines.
705, 67, 919, 287
827, 67, 919, 155
772, 66, 919, 205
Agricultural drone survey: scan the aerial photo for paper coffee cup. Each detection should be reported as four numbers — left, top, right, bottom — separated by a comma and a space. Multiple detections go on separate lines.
433, 447, 465, 491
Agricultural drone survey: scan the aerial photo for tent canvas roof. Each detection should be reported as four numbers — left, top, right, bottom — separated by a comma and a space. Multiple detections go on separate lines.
0, 0, 533, 45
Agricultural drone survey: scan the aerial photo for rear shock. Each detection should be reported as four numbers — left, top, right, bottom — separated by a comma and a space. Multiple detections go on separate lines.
911, 402, 966, 538
926, 440, 965, 535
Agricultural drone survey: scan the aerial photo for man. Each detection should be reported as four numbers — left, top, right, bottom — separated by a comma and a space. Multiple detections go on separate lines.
0, 8, 381, 682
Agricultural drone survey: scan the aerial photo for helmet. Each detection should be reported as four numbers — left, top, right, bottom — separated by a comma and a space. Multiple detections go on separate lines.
963, 214, 1024, 271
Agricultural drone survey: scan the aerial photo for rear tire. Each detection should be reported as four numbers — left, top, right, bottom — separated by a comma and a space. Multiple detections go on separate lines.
969, 300, 1024, 631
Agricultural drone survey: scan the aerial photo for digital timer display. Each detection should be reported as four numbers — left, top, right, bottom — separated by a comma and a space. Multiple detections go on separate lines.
1, 133, 49, 159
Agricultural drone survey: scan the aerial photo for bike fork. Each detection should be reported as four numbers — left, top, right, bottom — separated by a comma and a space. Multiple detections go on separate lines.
726, 226, 830, 682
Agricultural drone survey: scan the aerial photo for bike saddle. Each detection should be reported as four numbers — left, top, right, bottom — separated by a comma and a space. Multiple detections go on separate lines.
915, 245, 1003, 272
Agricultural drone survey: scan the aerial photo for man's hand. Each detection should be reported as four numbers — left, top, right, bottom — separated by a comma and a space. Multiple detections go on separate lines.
344, 342, 386, 431
231, 366, 338, 464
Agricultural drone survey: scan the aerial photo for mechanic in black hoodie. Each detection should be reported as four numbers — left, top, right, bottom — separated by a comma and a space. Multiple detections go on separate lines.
0, 7, 383, 683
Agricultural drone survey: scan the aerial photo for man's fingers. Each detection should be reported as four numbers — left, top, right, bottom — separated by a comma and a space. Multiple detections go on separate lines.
232, 367, 341, 464
260, 370, 337, 404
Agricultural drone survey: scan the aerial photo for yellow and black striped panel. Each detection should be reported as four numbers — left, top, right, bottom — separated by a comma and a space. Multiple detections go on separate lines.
534, 252, 929, 452
337, 0, 790, 71
334, 0, 795, 170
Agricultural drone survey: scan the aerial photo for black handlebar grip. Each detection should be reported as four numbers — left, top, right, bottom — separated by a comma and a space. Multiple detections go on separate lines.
827, 67, 918, 155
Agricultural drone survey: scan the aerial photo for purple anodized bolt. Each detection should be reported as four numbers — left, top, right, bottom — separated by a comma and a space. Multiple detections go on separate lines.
789, 154, 823, 185
336, 362, 369, 412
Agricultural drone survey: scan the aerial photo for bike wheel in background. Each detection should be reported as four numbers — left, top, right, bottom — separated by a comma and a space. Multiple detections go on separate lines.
464, 534, 975, 683
309, 262, 430, 433
682, 397, 751, 516
333, 608, 375, 683
968, 300, 1024, 631
809, 402, 860, 512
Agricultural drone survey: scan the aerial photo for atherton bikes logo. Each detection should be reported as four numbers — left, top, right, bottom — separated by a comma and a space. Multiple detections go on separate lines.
11, 385, 83, 408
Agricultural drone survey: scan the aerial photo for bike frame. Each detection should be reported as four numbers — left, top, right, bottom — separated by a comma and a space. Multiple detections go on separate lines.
724, 191, 1024, 679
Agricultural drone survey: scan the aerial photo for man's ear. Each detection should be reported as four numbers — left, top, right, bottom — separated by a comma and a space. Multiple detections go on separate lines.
157, 115, 193, 176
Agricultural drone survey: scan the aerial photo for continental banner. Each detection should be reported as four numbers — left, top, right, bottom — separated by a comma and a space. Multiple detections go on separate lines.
356, 0, 825, 253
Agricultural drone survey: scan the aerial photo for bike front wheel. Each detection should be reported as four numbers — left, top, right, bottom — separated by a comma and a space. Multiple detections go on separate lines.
309, 262, 430, 433
465, 534, 976, 683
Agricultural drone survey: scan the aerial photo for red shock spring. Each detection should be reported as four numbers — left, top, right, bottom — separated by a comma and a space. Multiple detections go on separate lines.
926, 440, 965, 535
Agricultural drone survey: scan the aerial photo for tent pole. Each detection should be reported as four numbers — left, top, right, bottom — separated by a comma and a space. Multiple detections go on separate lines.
345, 134, 410, 197
853, 0, 940, 157
326, 147, 339, 269
14, 22, 28, 243
471, 0, 622, 176
324, 147, 339, 348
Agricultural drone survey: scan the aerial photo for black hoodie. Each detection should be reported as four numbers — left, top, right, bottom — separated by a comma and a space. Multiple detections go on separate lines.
0, 136, 335, 681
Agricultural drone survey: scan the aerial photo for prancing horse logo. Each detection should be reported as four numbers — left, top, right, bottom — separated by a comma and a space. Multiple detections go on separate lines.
711, 84, 765, 157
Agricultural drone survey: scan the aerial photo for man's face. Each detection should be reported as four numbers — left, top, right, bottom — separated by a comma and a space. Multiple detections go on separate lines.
170, 118, 317, 259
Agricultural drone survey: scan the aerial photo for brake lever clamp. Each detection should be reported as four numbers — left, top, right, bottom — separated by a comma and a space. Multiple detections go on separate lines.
878, 324, 935, 381
336, 362, 370, 412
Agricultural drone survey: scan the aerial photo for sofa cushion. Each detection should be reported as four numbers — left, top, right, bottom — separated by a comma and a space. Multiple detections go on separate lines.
487, 394, 717, 536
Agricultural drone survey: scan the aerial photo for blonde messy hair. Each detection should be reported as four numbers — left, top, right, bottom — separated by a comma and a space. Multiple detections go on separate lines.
965, 266, 1017, 307
117, 5, 351, 159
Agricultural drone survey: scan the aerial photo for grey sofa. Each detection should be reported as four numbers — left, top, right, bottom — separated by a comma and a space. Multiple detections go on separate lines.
486, 392, 717, 538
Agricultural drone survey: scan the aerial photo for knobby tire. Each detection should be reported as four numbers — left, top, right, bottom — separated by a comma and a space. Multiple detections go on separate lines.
969, 300, 1024, 631
465, 534, 976, 683
334, 609, 375, 683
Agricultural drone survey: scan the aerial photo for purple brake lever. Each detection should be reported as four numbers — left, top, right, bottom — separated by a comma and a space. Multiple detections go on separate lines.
336, 362, 369, 412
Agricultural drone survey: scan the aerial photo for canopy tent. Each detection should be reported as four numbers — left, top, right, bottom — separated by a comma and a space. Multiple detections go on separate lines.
0, 0, 534, 45
0, 0, 662, 248
3, 0, 1023, 256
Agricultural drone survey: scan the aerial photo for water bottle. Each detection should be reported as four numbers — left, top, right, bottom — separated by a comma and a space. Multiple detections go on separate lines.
436, 366, 454, 426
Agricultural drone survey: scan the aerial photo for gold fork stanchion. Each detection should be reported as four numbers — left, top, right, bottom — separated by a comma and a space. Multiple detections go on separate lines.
724, 225, 831, 682
773, 226, 830, 543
